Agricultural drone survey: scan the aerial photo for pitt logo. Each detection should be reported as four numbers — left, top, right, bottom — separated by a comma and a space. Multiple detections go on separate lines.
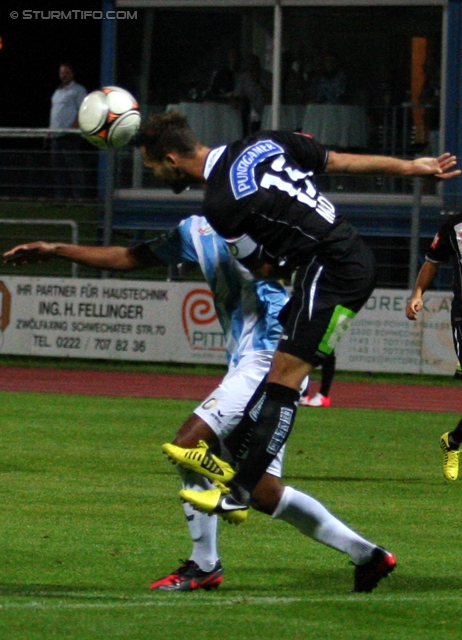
230, 140, 283, 200
182, 288, 225, 351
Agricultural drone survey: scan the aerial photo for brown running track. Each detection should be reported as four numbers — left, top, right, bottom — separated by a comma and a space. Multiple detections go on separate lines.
0, 366, 460, 413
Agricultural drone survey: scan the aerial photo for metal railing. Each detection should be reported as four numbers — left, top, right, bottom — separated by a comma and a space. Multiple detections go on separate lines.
0, 128, 78, 138
0, 219, 79, 277
0, 105, 441, 199
0, 112, 449, 290
0, 128, 98, 202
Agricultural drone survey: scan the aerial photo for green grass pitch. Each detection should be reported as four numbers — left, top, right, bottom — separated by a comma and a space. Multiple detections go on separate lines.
0, 391, 460, 639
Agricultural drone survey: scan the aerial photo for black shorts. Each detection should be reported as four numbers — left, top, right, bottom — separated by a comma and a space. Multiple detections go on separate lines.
278, 238, 376, 367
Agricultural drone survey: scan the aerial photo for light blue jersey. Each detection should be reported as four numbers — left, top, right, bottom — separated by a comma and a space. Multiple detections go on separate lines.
146, 215, 288, 366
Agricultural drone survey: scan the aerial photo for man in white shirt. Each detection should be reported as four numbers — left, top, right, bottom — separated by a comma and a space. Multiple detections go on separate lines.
49, 63, 87, 200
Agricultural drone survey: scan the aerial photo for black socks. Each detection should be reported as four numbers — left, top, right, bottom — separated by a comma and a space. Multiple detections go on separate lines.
233, 382, 300, 494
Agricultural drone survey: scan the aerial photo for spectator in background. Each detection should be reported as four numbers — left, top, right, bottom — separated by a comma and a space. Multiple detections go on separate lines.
308, 52, 348, 105
207, 47, 241, 101
283, 53, 309, 105
299, 351, 336, 407
233, 54, 272, 135
49, 63, 87, 200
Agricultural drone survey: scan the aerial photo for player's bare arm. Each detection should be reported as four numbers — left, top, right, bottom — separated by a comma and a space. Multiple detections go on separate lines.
405, 261, 440, 320
326, 151, 460, 180
3, 241, 158, 271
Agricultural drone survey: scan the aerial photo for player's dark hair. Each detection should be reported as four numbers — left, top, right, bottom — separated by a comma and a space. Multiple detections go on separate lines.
135, 111, 200, 162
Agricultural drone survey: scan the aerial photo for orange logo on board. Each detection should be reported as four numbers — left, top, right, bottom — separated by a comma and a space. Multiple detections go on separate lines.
181, 289, 224, 351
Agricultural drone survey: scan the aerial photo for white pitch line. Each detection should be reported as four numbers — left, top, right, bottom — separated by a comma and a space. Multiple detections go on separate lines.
0, 593, 460, 611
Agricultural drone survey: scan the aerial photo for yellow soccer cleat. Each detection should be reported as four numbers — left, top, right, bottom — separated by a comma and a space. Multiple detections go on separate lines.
440, 432, 460, 481
162, 440, 236, 485
180, 486, 248, 525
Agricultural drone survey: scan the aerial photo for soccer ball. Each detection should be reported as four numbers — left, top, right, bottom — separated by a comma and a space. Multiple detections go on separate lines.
78, 86, 141, 149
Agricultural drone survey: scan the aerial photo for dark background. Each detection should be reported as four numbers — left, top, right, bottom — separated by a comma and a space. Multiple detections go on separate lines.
0, 0, 102, 126
0, 2, 443, 126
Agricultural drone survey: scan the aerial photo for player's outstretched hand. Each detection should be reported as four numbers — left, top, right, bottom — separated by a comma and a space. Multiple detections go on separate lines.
413, 153, 461, 180
3, 242, 57, 266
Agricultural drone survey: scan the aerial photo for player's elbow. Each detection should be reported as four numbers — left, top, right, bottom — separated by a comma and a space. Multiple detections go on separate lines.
325, 150, 347, 173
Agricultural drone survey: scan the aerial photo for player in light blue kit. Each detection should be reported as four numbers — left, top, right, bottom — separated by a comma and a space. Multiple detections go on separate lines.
4, 215, 393, 593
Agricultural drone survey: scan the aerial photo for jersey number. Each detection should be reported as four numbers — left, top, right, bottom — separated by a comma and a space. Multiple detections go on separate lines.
259, 155, 336, 224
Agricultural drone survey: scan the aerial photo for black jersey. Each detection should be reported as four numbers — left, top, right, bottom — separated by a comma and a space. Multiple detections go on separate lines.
203, 130, 362, 268
426, 213, 462, 299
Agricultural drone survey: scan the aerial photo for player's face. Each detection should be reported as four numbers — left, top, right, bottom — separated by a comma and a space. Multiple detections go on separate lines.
140, 147, 191, 194
59, 65, 74, 86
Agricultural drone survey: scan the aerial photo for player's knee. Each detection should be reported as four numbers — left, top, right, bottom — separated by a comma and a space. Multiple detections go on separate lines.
268, 351, 311, 388
172, 417, 219, 449
250, 475, 284, 515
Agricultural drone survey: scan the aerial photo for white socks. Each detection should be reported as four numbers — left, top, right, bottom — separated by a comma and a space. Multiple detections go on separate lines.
272, 486, 376, 565
177, 472, 377, 569
178, 467, 219, 572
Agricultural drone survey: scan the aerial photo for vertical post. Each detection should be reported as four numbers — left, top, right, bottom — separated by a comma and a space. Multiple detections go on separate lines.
133, 8, 154, 189
270, 0, 282, 130
408, 176, 422, 289
70, 220, 79, 278
99, 0, 117, 256
102, 149, 115, 248
444, 1, 462, 210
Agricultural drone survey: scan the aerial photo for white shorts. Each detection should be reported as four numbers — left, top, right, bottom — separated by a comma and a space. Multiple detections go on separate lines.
194, 350, 285, 478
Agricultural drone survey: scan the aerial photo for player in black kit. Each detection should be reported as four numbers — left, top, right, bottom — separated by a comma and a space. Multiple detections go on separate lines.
137, 111, 460, 527
406, 213, 462, 482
